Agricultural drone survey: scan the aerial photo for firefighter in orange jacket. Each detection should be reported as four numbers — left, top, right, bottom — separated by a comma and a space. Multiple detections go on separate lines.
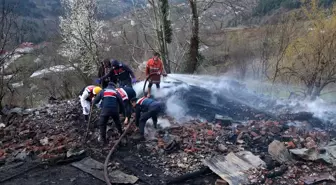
146, 52, 167, 97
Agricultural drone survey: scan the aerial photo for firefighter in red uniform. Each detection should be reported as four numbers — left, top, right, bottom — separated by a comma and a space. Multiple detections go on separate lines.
97, 60, 136, 87
93, 82, 125, 144
115, 86, 136, 124
146, 52, 167, 97
130, 96, 165, 140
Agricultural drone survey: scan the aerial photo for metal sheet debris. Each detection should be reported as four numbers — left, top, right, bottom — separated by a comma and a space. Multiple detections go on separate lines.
290, 140, 336, 166
71, 157, 138, 184
203, 151, 266, 185
299, 173, 335, 184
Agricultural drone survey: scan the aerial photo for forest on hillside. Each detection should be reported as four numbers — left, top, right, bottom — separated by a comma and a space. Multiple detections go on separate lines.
253, 0, 334, 16
1, 0, 336, 109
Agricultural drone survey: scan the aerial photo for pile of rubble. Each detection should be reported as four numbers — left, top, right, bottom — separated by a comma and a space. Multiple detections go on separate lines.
138, 114, 336, 184
0, 100, 89, 165
1, 98, 336, 185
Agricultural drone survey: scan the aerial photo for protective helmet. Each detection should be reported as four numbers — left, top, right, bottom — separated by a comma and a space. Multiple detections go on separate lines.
93, 86, 102, 95
111, 60, 122, 68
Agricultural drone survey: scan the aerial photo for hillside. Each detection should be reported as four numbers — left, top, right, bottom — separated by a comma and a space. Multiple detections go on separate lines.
4, 0, 195, 43
2, 0, 336, 107
8, 0, 333, 43
12, 0, 334, 43
6, 0, 137, 19
5, 0, 334, 42
2, 0, 146, 43
1, 1, 336, 184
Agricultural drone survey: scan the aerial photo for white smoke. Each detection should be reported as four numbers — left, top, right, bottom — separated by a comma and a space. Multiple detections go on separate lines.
165, 95, 194, 122
145, 118, 172, 139
146, 118, 172, 128
299, 98, 336, 122
132, 76, 193, 123
306, 98, 327, 117
132, 81, 145, 97
132, 74, 336, 125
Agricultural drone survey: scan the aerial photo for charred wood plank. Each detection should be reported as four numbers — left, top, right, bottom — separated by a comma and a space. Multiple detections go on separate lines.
114, 156, 158, 185
166, 167, 212, 184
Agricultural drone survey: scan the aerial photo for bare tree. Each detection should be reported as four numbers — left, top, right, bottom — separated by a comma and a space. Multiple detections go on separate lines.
125, 0, 253, 74
128, 0, 172, 72
279, 1, 336, 100
59, 0, 107, 84
0, 0, 20, 110
184, 0, 253, 73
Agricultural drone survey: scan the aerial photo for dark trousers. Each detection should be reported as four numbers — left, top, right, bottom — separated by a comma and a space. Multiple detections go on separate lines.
118, 100, 132, 119
101, 80, 108, 89
98, 113, 122, 139
139, 104, 161, 136
119, 78, 132, 87
124, 100, 132, 119
148, 82, 160, 89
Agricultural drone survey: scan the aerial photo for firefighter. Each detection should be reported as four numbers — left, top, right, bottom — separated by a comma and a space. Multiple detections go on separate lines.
130, 96, 164, 140
93, 82, 125, 144
98, 59, 136, 87
115, 86, 136, 125
79, 85, 102, 121
146, 52, 167, 97
97, 59, 115, 88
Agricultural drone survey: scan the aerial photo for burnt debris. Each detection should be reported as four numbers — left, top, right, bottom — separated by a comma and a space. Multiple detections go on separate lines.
0, 86, 336, 185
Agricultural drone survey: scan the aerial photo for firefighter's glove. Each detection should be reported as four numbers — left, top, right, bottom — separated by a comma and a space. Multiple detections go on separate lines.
95, 78, 101, 84
132, 77, 137, 84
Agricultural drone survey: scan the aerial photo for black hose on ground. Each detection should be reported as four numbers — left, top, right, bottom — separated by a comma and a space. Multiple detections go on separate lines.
103, 73, 164, 185
103, 119, 133, 185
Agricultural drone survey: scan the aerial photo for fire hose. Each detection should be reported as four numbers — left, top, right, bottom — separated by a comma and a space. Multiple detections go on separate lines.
103, 73, 165, 185
103, 118, 133, 185
143, 73, 166, 96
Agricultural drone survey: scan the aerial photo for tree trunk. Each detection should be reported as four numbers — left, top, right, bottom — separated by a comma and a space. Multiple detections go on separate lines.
160, 0, 171, 73
306, 83, 313, 98
185, 0, 199, 73
310, 87, 322, 101
160, 23, 169, 73
161, 25, 170, 73
310, 77, 326, 101
153, 0, 170, 73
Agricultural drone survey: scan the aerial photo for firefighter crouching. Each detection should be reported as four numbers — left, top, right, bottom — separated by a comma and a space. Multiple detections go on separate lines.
116, 86, 136, 125
130, 96, 165, 140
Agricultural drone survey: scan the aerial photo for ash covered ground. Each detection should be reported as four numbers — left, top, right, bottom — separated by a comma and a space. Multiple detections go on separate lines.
1, 74, 336, 185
